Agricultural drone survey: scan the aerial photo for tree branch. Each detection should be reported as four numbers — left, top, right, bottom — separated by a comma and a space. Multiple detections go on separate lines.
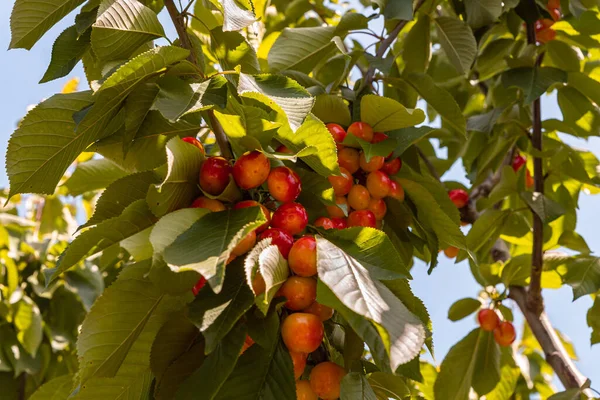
164, 0, 234, 159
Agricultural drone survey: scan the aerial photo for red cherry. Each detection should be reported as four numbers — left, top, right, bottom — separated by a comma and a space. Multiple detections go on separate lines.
388, 180, 405, 201
276, 144, 294, 154
199, 157, 231, 196
233, 200, 271, 232
182, 137, 205, 153
493, 321, 516, 347
548, 7, 561, 21
191, 276, 207, 295
382, 158, 402, 175
448, 189, 469, 208
232, 150, 271, 190
271, 203, 308, 235
328, 167, 353, 196
326, 123, 347, 143
526, 169, 534, 188
512, 155, 527, 172
347, 210, 377, 228
535, 18, 554, 32
366, 170, 391, 199
259, 228, 294, 258
371, 132, 388, 143
267, 166, 302, 203
314, 217, 335, 230
331, 217, 347, 229
347, 122, 374, 142
537, 27, 556, 43
191, 196, 226, 212
478, 309, 501, 332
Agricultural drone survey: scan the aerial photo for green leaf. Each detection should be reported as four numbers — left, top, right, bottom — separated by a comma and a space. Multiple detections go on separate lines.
485, 349, 520, 400
568, 71, 600, 107
472, 330, 501, 395
587, 297, 600, 345
40, 25, 90, 83
361, 95, 425, 132
9, 0, 86, 49
402, 15, 431, 74
372, 0, 413, 21
404, 73, 466, 135
188, 263, 254, 354
153, 76, 228, 120
154, 340, 205, 400
502, 67, 568, 103
72, 372, 153, 399
501, 254, 531, 286
316, 236, 426, 371
91, 0, 165, 60
123, 83, 160, 154
312, 94, 352, 126
13, 297, 43, 356
388, 126, 436, 156
341, 372, 378, 400
221, 0, 255, 31
434, 17, 477, 75
48, 199, 157, 282
562, 256, 600, 300
545, 41, 581, 72
464, 0, 503, 29
268, 26, 339, 73
520, 191, 566, 223
334, 12, 370, 35
164, 207, 267, 293
447, 298, 481, 322
63, 158, 128, 196
465, 209, 511, 255
367, 372, 411, 399
211, 29, 260, 74
29, 374, 74, 400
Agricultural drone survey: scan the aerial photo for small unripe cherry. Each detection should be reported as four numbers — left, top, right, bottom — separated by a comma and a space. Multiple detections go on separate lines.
326, 196, 347, 219
182, 136, 205, 153
448, 189, 469, 208
347, 210, 377, 228
276, 144, 293, 154
296, 380, 318, 400
303, 301, 334, 321
232, 150, 271, 189
290, 351, 308, 380
199, 157, 231, 195
328, 167, 353, 196
191, 196, 226, 212
443, 246, 459, 258
232, 230, 257, 256
309, 362, 347, 400
493, 321, 516, 347
279, 276, 317, 310
331, 217, 348, 229
314, 217, 335, 230
326, 123, 347, 143
191, 276, 206, 295
267, 166, 302, 203
233, 200, 271, 232
382, 157, 402, 175
512, 154, 526, 172
371, 132, 388, 143
368, 198, 387, 220
281, 313, 324, 353
259, 228, 294, 258
366, 170, 391, 199
240, 335, 255, 355
478, 309, 501, 332
271, 202, 308, 235
347, 121, 374, 142
338, 147, 360, 174
348, 184, 371, 210
388, 180, 405, 201
289, 236, 317, 277
359, 152, 385, 172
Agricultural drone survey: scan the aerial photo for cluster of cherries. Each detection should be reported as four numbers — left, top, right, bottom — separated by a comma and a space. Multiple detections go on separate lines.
312, 121, 404, 230
478, 309, 516, 347
535, 0, 561, 43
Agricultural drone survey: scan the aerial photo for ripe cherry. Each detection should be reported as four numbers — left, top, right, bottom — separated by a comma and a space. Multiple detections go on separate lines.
348, 184, 371, 210
347, 121, 374, 142
535, 19, 556, 44
182, 136, 205, 153
199, 157, 231, 195
233, 150, 271, 189
191, 196, 226, 212
191, 276, 206, 295
493, 321, 516, 347
296, 380, 318, 400
366, 170, 391, 199
444, 246, 459, 258
382, 157, 402, 175
388, 180, 405, 201
279, 276, 317, 310
478, 309, 501, 332
276, 144, 293, 154
232, 230, 257, 256
512, 154, 526, 172
328, 167, 353, 196
267, 166, 302, 203
309, 362, 347, 400
314, 217, 335, 230
338, 147, 360, 174
448, 189, 469, 208
259, 228, 294, 258
281, 313, 324, 353
371, 132, 388, 143
240, 335, 255, 354
233, 200, 271, 232
347, 210, 377, 228
526, 169, 534, 188
331, 217, 348, 229
359, 152, 385, 172
289, 236, 317, 277
271, 202, 308, 235
303, 301, 334, 321
548, 7, 561, 21
326, 196, 348, 219
547, 0, 560, 8
368, 198, 387, 220
326, 123, 347, 143
251, 271, 266, 295
290, 351, 308, 380
535, 18, 554, 32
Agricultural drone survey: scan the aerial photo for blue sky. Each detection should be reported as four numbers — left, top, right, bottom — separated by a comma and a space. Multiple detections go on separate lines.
1, 0, 599, 391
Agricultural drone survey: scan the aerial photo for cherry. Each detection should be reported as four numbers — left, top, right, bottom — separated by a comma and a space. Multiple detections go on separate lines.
326, 123, 347, 143
240, 335, 255, 354
388, 180, 405, 201
348, 184, 370, 210
347, 210, 377, 228
382, 157, 402, 175
281, 313, 324, 353
547, 0, 560, 8
526, 169, 534, 188
535, 18, 554, 32
267, 166, 302, 203
512, 154, 526, 172
548, 7, 561, 21
331, 217, 348, 229
347, 121, 374, 142
366, 170, 391, 199
232, 150, 271, 190
368, 198, 387, 220
326, 196, 348, 219
303, 301, 334, 321
290, 351, 308, 380
478, 309, 501, 332
276, 144, 293, 154
233, 200, 271, 232
271, 202, 308, 235
448, 189, 469, 208
289, 236, 317, 277
259, 228, 294, 258
537, 27, 556, 43
279, 276, 317, 310
181, 136, 205, 153
493, 321, 516, 347
443, 246, 459, 258
296, 380, 318, 400
328, 167, 353, 196
309, 362, 347, 400
251, 271, 266, 295
199, 157, 231, 195
191, 276, 206, 295
314, 217, 335, 230
232, 230, 257, 256
359, 152, 385, 172
191, 196, 226, 212
338, 147, 360, 174
371, 132, 388, 143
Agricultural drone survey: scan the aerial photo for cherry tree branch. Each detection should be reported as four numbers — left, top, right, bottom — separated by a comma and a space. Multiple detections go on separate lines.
164, 0, 234, 160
